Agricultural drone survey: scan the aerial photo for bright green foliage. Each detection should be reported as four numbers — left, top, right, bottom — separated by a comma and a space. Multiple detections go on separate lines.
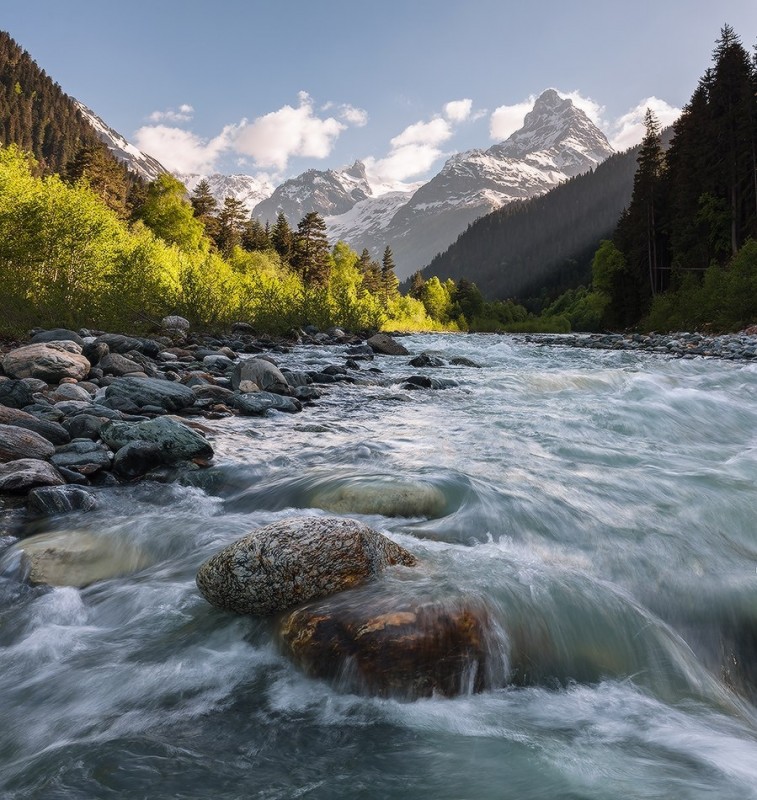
0, 144, 449, 337
135, 174, 205, 252
644, 239, 757, 331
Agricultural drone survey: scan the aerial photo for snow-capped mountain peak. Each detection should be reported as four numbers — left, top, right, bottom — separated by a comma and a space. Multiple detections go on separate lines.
74, 100, 168, 182
175, 172, 274, 215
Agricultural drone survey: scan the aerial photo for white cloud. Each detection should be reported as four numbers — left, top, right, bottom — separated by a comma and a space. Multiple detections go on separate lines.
364, 114, 456, 187
489, 97, 535, 140
444, 99, 472, 123
147, 104, 195, 123
133, 123, 236, 173
339, 104, 368, 127
608, 97, 681, 150
233, 93, 346, 171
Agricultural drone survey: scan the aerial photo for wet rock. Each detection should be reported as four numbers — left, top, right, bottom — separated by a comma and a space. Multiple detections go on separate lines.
98, 352, 144, 376
0, 406, 70, 446
30, 328, 85, 347
9, 530, 150, 587
282, 370, 312, 388
0, 424, 56, 462
277, 588, 493, 699
230, 358, 289, 393
50, 440, 112, 474
402, 376, 459, 390
2, 342, 90, 382
0, 459, 65, 491
27, 485, 99, 515
49, 383, 93, 403
367, 333, 410, 356
196, 516, 416, 616
292, 386, 321, 402
94, 333, 160, 358
112, 441, 166, 478
104, 376, 195, 412
203, 354, 235, 372
310, 478, 448, 518
229, 392, 302, 415
191, 384, 235, 402
0, 379, 35, 409
450, 357, 482, 368
63, 414, 104, 441
101, 416, 213, 464
409, 353, 445, 368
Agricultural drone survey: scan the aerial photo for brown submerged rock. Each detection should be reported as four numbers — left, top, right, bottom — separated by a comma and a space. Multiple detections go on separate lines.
277, 588, 493, 699
196, 516, 416, 615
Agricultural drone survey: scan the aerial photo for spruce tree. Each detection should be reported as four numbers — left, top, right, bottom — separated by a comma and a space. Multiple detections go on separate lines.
216, 196, 248, 255
381, 245, 399, 303
242, 217, 271, 251
293, 212, 331, 286
271, 211, 294, 263
190, 179, 217, 217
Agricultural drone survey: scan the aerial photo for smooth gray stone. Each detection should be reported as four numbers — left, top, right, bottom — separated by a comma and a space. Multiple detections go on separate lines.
0, 459, 65, 491
30, 329, 85, 346
229, 392, 302, 415
27, 485, 99, 515
104, 377, 195, 412
100, 416, 214, 463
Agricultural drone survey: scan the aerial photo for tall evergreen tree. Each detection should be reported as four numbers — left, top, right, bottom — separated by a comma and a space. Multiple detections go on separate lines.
271, 211, 294, 263
293, 212, 331, 285
381, 245, 399, 302
66, 143, 130, 218
242, 217, 271, 251
190, 179, 217, 217
216, 196, 248, 255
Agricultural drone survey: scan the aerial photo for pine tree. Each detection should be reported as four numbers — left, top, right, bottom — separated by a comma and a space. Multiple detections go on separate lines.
216, 196, 248, 255
408, 270, 425, 299
242, 217, 271, 251
190, 179, 217, 217
271, 211, 294, 263
66, 143, 130, 218
293, 212, 331, 285
381, 245, 399, 303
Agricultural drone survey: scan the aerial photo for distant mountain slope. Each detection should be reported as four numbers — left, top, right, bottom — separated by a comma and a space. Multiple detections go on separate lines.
421, 144, 646, 300
0, 30, 112, 174
421, 127, 673, 301
74, 101, 167, 181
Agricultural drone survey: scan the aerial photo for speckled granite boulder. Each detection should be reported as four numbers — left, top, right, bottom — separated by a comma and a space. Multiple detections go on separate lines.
2, 342, 90, 382
0, 424, 56, 462
196, 516, 417, 615
277, 586, 494, 699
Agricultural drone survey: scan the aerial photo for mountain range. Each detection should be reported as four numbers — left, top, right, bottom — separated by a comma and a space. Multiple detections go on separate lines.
84, 89, 615, 280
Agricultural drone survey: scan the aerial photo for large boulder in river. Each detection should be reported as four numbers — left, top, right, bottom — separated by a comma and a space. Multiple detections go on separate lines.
7, 530, 150, 587
310, 476, 448, 518
367, 333, 409, 356
104, 376, 195, 412
2, 341, 90, 382
230, 358, 289, 393
101, 416, 214, 463
0, 424, 56, 462
277, 586, 494, 699
196, 516, 417, 615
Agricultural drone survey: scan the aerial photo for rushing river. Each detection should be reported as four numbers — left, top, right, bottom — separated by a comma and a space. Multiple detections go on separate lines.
2, 332, 757, 799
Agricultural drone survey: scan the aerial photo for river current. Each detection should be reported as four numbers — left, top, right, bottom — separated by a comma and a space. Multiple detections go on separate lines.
2, 332, 757, 799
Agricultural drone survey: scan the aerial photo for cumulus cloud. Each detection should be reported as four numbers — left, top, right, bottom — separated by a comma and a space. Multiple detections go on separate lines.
608, 97, 681, 150
443, 99, 472, 123
233, 92, 346, 171
339, 104, 368, 126
489, 97, 536, 140
147, 104, 195, 123
364, 113, 457, 187
133, 123, 236, 173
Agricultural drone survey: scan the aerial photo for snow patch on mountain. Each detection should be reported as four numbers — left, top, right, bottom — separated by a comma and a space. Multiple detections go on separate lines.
74, 100, 167, 182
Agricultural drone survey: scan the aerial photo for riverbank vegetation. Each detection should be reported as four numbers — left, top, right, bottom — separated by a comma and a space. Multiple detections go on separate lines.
0, 145, 471, 337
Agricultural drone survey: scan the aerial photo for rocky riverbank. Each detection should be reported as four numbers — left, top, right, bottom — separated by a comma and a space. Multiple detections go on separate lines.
520, 329, 757, 360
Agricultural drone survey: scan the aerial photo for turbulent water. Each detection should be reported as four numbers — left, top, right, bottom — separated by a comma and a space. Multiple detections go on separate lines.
2, 332, 757, 799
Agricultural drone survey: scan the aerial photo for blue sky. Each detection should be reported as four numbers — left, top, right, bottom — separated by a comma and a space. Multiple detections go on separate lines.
4, 1, 757, 187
